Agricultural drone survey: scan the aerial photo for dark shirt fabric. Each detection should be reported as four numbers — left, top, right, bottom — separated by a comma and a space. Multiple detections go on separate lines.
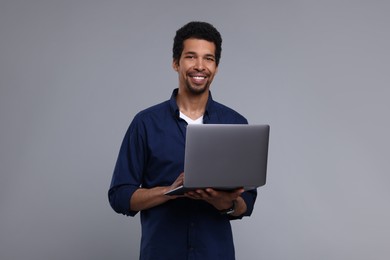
109, 89, 257, 260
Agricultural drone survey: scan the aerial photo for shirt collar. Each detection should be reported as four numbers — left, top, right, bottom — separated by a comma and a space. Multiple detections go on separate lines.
169, 89, 180, 118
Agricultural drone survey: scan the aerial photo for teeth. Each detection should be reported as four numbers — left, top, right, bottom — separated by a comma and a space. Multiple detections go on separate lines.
193, 76, 205, 80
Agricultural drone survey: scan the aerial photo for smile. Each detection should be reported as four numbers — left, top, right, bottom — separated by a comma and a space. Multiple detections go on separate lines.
192, 76, 206, 80
189, 74, 208, 84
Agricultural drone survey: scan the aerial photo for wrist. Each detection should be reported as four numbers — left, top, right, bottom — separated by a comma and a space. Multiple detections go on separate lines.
219, 199, 237, 215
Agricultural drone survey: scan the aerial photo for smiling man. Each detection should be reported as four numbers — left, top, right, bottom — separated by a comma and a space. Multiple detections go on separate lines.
109, 21, 257, 260
175, 38, 217, 93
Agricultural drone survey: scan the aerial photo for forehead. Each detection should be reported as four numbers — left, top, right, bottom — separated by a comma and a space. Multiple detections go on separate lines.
182, 38, 216, 55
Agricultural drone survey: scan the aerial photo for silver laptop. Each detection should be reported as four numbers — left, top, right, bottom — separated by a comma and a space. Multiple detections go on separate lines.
165, 124, 270, 195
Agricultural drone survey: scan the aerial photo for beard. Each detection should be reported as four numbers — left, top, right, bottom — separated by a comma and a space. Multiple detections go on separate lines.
184, 78, 210, 95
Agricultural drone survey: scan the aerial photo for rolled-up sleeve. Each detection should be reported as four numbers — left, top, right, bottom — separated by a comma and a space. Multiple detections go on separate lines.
108, 116, 146, 216
241, 189, 257, 216
228, 189, 257, 220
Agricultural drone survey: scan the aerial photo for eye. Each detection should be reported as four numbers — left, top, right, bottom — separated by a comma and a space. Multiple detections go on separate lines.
205, 56, 215, 62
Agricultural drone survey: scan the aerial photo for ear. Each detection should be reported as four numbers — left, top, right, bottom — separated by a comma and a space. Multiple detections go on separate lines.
172, 59, 179, 72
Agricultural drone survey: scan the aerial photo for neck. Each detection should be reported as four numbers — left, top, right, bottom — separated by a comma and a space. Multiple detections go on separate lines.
176, 89, 208, 120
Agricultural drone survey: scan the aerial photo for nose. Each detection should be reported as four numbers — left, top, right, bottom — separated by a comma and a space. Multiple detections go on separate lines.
194, 57, 205, 71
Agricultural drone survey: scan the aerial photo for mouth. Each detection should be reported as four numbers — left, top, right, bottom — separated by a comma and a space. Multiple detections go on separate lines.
189, 73, 208, 85
192, 76, 206, 80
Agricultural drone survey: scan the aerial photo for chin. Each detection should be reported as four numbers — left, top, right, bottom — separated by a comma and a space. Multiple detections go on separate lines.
186, 83, 209, 95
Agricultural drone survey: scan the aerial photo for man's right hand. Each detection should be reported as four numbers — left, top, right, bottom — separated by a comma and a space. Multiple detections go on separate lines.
130, 172, 185, 211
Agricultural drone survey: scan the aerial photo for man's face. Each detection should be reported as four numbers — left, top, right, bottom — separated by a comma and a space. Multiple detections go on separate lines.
173, 38, 218, 95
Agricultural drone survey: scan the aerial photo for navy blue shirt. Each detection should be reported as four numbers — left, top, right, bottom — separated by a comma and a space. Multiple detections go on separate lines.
109, 89, 257, 260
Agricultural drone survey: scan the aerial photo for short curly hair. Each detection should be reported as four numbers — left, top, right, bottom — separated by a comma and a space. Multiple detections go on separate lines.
173, 21, 222, 66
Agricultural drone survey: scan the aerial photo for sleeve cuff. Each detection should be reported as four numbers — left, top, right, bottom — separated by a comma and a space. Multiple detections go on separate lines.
108, 185, 139, 216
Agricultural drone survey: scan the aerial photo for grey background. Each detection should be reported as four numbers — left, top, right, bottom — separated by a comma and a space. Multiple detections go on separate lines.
1, 0, 389, 259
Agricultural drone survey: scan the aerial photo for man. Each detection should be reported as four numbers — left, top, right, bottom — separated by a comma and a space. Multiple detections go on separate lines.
109, 21, 257, 260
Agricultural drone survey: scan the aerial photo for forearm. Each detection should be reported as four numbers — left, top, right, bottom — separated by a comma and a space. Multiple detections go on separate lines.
230, 196, 247, 217
130, 186, 173, 211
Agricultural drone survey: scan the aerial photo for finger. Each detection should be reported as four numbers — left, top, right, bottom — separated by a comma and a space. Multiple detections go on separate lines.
205, 188, 218, 197
185, 191, 201, 199
194, 189, 207, 198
